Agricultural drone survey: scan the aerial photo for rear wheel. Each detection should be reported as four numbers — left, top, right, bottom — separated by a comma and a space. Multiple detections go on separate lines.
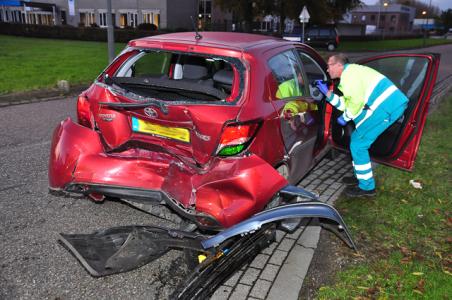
327, 43, 336, 51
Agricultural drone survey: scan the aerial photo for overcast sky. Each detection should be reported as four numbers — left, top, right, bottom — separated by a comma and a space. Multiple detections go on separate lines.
360, 0, 451, 11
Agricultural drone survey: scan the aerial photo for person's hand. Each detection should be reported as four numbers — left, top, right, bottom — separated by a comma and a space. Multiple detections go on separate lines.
283, 109, 293, 120
314, 80, 329, 96
337, 115, 347, 126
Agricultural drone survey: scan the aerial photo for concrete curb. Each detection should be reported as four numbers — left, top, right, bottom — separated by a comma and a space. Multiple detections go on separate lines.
0, 85, 87, 108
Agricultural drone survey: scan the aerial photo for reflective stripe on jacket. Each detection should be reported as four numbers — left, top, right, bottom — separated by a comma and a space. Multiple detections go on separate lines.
327, 64, 404, 123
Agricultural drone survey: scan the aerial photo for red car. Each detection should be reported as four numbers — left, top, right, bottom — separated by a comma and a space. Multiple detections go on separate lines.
49, 32, 439, 230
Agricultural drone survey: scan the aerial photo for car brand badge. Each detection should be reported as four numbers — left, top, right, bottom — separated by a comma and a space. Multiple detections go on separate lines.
144, 107, 158, 118
99, 113, 116, 122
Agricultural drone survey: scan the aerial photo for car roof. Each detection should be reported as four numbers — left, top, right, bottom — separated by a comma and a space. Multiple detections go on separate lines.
129, 32, 291, 52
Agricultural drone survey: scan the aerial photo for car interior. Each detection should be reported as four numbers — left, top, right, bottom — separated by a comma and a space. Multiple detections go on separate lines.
109, 51, 237, 102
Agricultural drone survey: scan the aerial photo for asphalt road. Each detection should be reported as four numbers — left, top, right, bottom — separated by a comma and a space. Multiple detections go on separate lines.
0, 99, 189, 299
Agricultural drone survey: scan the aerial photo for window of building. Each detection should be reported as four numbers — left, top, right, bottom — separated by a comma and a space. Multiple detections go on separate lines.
370, 14, 375, 21
391, 15, 396, 23
142, 10, 160, 27
80, 11, 95, 26
99, 12, 107, 27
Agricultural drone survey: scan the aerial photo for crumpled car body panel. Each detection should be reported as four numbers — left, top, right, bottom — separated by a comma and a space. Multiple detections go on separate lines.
49, 118, 288, 228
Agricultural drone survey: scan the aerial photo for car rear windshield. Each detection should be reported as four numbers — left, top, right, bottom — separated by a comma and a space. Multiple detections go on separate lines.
107, 49, 244, 104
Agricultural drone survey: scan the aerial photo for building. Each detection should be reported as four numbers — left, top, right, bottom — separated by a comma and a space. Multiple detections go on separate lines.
349, 4, 416, 34
0, 0, 198, 30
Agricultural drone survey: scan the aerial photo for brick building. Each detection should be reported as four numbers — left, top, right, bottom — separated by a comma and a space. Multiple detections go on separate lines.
350, 4, 416, 34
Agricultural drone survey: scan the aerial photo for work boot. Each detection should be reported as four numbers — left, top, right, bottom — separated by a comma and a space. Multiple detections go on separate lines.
342, 176, 358, 186
345, 186, 376, 198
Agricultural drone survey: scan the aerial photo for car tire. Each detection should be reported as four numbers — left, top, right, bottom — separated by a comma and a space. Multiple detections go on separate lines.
327, 43, 336, 51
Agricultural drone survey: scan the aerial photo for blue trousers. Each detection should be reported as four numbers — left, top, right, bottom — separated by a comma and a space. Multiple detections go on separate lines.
350, 97, 407, 191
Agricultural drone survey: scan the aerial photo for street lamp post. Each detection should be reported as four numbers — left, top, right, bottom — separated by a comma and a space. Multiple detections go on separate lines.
376, 1, 388, 39
382, 2, 388, 39
422, 10, 427, 47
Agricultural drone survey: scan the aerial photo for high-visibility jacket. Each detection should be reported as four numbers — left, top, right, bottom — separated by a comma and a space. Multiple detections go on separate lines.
326, 64, 406, 126
276, 78, 302, 99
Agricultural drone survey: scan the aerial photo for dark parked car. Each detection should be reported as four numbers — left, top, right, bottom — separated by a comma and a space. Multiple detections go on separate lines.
49, 32, 439, 230
283, 26, 340, 51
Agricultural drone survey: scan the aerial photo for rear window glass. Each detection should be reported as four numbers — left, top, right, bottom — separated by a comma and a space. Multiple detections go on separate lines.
107, 50, 243, 103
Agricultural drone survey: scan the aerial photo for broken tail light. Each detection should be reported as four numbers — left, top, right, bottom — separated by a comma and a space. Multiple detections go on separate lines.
77, 95, 93, 128
216, 122, 260, 156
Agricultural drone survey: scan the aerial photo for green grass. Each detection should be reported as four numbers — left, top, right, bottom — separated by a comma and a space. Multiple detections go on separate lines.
317, 96, 452, 299
338, 38, 452, 52
0, 35, 125, 94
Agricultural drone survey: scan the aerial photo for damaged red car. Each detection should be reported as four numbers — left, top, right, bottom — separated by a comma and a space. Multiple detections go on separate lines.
49, 32, 439, 230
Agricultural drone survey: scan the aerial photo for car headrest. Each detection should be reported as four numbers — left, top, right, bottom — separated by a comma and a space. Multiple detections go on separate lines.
183, 57, 208, 80
213, 69, 233, 85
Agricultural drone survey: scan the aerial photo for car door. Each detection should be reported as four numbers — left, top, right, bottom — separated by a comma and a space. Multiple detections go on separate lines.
331, 53, 440, 170
267, 49, 324, 184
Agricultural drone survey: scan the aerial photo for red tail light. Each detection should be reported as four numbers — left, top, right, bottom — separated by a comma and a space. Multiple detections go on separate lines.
336, 35, 339, 45
76, 95, 93, 128
216, 122, 260, 156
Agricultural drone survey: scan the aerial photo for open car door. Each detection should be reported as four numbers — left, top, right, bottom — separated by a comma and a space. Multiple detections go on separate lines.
331, 53, 440, 170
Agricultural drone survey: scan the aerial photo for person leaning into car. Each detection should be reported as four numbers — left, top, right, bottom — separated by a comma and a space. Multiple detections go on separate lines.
315, 53, 408, 198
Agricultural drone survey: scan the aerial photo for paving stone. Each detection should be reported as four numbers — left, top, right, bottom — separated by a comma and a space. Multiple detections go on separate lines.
259, 264, 280, 281
285, 225, 306, 240
249, 279, 272, 299
266, 246, 315, 300
223, 270, 243, 287
210, 285, 233, 300
331, 182, 343, 190
277, 238, 295, 252
324, 178, 335, 185
229, 283, 251, 300
268, 249, 288, 266
261, 241, 277, 255
319, 195, 330, 203
327, 186, 346, 205
317, 183, 328, 192
250, 254, 270, 269
275, 229, 286, 242
311, 179, 321, 186
306, 183, 317, 191
239, 267, 261, 285
297, 225, 321, 248
321, 188, 335, 197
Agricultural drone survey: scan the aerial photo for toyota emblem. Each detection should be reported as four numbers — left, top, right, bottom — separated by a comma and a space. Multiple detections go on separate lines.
144, 107, 158, 118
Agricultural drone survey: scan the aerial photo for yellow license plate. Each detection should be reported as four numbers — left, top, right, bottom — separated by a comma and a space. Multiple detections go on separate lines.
132, 117, 190, 143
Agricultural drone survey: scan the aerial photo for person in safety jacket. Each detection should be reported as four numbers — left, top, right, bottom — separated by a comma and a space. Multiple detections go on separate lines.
315, 53, 408, 197
277, 73, 317, 129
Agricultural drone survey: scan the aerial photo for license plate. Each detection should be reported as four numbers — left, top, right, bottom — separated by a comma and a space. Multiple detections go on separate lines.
131, 117, 190, 143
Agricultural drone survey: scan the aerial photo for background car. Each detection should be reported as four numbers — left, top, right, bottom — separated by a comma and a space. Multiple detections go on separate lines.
49, 32, 439, 230
283, 25, 340, 51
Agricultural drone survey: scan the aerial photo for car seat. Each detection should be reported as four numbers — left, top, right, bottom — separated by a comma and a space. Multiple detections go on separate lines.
182, 56, 213, 86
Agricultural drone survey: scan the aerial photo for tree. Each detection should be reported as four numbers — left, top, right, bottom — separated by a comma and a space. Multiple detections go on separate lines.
440, 9, 452, 31
214, 0, 362, 34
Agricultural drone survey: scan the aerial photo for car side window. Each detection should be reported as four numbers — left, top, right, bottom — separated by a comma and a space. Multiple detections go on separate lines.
268, 50, 307, 100
296, 50, 327, 101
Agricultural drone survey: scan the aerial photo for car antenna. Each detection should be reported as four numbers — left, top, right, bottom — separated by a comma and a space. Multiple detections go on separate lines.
190, 16, 202, 40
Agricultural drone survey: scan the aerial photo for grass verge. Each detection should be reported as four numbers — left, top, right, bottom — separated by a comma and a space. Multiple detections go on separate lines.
317, 96, 452, 299
0, 35, 125, 94
338, 38, 452, 52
